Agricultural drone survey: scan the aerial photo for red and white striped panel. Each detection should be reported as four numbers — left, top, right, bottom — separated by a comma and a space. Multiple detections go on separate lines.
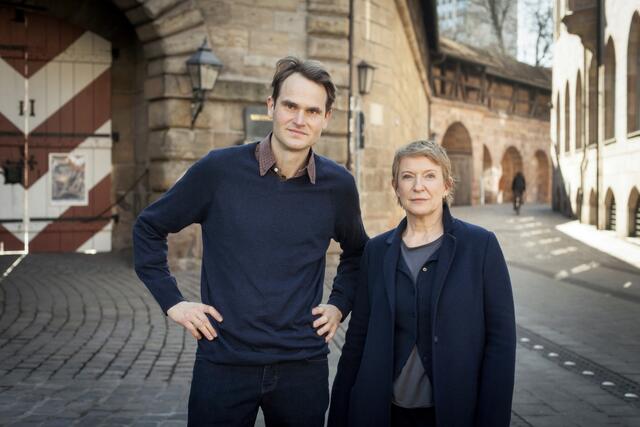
0, 8, 112, 253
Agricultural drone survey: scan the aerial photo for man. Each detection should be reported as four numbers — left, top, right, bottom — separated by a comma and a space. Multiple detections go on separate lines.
133, 56, 367, 426
511, 171, 526, 214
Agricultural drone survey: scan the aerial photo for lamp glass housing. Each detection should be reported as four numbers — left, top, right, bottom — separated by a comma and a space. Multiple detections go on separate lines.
357, 61, 375, 95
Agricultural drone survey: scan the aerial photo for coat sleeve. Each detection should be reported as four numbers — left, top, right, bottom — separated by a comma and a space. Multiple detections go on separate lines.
327, 243, 371, 427
475, 232, 516, 427
132, 155, 213, 314
327, 173, 368, 318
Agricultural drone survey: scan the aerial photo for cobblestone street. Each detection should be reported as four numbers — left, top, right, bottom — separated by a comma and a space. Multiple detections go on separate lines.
1, 204, 639, 426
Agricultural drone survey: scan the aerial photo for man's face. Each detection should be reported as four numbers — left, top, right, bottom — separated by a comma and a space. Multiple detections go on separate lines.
267, 72, 332, 153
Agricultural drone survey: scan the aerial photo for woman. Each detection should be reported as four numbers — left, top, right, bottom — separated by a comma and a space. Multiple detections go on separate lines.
328, 140, 516, 427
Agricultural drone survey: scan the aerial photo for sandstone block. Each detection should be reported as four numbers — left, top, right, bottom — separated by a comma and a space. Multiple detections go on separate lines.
256, 0, 300, 11
325, 109, 348, 135
144, 74, 192, 100
136, 6, 202, 42
308, 0, 349, 16
149, 159, 195, 191
148, 128, 212, 161
307, 15, 349, 37
321, 60, 349, 88
314, 135, 348, 164
210, 79, 270, 104
249, 30, 291, 56
144, 26, 207, 60
213, 131, 245, 148
125, 5, 152, 26
141, 0, 183, 19
148, 98, 191, 129
147, 54, 189, 76
209, 28, 250, 50
274, 11, 306, 34
308, 36, 349, 61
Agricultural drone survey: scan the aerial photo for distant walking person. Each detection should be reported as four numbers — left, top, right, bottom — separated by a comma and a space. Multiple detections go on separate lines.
511, 171, 526, 214
133, 56, 367, 427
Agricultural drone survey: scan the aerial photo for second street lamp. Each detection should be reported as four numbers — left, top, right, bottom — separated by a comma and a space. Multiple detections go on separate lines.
186, 39, 223, 127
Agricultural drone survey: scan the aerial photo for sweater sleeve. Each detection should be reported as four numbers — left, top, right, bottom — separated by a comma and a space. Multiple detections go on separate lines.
327, 173, 368, 318
132, 155, 213, 314
475, 232, 517, 427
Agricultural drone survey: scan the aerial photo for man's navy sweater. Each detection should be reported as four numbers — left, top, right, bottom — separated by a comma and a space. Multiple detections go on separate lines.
133, 142, 367, 365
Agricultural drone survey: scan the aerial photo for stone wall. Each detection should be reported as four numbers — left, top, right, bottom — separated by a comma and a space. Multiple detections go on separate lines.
352, 0, 432, 236
431, 97, 552, 206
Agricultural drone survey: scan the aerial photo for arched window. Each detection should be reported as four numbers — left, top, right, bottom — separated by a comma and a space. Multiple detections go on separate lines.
589, 189, 597, 225
576, 71, 583, 150
605, 189, 616, 231
588, 57, 597, 145
628, 13, 640, 133
565, 82, 571, 152
629, 187, 640, 237
576, 188, 583, 221
604, 38, 616, 140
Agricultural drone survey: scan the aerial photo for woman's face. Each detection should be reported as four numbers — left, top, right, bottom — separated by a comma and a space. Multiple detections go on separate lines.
394, 155, 449, 219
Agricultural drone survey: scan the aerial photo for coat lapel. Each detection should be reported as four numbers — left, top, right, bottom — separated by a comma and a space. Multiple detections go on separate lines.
431, 204, 457, 321
383, 218, 406, 317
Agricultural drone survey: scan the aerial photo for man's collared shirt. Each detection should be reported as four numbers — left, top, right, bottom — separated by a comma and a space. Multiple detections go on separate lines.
255, 133, 317, 184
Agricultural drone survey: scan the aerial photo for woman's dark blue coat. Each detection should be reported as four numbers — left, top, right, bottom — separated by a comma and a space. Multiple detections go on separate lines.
328, 205, 516, 427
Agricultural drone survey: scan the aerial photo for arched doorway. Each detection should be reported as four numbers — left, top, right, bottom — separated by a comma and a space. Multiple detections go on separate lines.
605, 188, 616, 231
499, 146, 523, 203
534, 150, 550, 203
441, 122, 473, 205
576, 188, 583, 221
0, 6, 114, 252
482, 145, 496, 204
628, 187, 640, 237
0, 1, 209, 255
589, 188, 597, 225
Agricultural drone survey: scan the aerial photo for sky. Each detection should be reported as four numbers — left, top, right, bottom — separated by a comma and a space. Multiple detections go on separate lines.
517, 0, 554, 67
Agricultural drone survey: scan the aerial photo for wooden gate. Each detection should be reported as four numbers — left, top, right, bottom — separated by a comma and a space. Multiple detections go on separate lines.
0, 7, 113, 252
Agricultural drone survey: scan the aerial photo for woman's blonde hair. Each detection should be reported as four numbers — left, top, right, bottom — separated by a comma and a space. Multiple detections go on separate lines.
391, 140, 456, 205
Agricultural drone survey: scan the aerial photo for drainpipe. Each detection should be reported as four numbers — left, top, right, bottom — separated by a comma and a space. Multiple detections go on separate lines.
346, 0, 355, 172
596, 0, 603, 228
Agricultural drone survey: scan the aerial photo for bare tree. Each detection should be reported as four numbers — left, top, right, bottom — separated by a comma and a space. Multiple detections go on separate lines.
528, 0, 553, 66
471, 0, 514, 54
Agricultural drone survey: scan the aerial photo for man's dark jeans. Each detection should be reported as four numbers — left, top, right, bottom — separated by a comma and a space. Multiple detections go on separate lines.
188, 356, 329, 427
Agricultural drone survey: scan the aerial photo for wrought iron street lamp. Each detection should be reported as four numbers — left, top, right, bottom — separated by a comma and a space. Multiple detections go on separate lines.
187, 39, 223, 127
357, 60, 376, 95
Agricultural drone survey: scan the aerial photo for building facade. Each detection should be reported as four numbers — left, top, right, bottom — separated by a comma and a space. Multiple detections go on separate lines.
429, 38, 552, 206
553, 0, 640, 238
437, 0, 518, 57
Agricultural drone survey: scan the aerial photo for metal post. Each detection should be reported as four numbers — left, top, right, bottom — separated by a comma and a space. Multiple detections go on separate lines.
22, 14, 29, 254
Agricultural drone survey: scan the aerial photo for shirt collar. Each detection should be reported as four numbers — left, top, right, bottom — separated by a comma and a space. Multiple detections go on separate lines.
255, 133, 317, 184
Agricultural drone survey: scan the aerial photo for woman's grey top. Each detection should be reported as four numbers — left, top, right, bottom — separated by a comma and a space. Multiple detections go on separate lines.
392, 235, 443, 408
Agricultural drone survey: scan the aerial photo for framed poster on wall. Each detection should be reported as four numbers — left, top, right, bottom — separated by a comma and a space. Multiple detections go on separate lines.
49, 153, 88, 206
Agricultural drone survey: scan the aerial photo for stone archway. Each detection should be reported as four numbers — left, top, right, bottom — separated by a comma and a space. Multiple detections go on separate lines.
481, 144, 497, 204
605, 188, 616, 231
499, 146, 523, 203
441, 122, 473, 205
534, 150, 550, 203
629, 187, 640, 237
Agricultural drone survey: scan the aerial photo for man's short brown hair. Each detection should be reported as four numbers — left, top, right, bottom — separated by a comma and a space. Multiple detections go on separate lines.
271, 56, 336, 112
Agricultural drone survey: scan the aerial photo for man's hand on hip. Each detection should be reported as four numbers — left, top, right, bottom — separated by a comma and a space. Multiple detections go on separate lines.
312, 304, 343, 343
167, 301, 223, 341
